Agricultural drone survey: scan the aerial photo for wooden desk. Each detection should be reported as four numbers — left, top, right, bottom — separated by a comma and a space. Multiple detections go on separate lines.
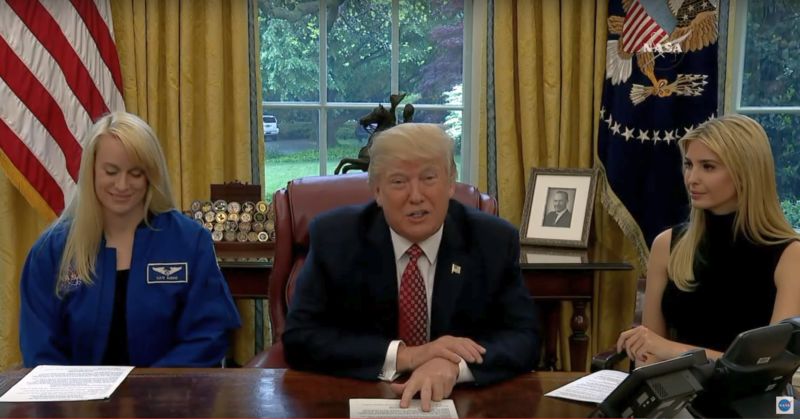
0, 368, 594, 418
219, 246, 632, 372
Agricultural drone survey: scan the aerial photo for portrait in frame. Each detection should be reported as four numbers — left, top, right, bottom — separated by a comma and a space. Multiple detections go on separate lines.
521, 246, 588, 264
520, 168, 598, 248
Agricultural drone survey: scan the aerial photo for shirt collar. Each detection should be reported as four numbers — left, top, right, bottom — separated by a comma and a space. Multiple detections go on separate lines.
389, 224, 444, 265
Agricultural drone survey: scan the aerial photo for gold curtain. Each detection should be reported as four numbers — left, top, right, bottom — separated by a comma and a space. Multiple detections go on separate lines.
110, 0, 264, 366
110, 0, 258, 203
492, 0, 640, 370
0, 178, 49, 370
0, 0, 261, 371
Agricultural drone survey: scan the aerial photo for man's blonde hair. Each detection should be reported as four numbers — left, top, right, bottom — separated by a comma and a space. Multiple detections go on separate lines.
669, 114, 798, 290
367, 123, 457, 186
56, 112, 176, 294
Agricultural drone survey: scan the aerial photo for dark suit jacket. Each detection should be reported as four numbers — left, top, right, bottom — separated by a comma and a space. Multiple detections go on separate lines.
283, 200, 541, 385
543, 209, 572, 227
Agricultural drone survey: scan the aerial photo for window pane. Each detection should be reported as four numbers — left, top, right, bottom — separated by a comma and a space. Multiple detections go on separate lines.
740, 0, 800, 107
264, 108, 320, 200
259, 1, 468, 191
745, 113, 800, 229
260, 1, 320, 102
326, 108, 373, 175
407, 109, 463, 177
399, 0, 463, 105
327, 0, 391, 103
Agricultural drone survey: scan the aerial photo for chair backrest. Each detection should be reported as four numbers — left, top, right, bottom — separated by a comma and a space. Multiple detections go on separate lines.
268, 173, 497, 345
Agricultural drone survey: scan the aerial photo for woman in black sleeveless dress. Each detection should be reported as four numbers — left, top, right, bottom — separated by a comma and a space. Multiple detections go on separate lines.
616, 114, 800, 366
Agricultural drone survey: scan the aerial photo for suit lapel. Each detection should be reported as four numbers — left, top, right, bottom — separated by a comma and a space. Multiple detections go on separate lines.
363, 205, 399, 335
431, 204, 469, 338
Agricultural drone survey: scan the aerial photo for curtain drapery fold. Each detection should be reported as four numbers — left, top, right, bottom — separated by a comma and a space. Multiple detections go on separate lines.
491, 0, 640, 371
112, 0, 258, 207
0, 180, 48, 369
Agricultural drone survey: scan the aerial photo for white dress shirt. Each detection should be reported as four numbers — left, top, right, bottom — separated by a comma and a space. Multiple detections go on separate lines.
378, 225, 474, 383
554, 208, 568, 224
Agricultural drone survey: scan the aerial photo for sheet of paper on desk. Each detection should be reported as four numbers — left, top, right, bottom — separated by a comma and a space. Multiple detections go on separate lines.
545, 369, 629, 404
350, 398, 458, 418
0, 365, 134, 402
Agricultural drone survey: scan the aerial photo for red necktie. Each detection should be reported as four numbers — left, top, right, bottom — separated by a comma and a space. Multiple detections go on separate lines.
398, 244, 428, 346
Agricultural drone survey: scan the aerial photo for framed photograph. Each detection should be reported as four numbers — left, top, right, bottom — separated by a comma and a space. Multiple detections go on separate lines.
521, 246, 588, 264
520, 168, 598, 248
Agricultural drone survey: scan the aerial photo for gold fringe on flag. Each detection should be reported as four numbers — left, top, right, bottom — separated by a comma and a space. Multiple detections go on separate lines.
594, 161, 649, 273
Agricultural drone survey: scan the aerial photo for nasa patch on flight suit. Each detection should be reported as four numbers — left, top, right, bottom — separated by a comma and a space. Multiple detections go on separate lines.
147, 263, 188, 284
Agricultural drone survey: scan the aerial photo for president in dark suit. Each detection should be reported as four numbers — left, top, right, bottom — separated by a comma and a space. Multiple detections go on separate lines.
283, 123, 540, 411
542, 190, 572, 227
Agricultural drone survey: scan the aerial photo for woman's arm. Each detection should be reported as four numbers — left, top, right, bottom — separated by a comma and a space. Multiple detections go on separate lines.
629, 239, 800, 364
19, 233, 71, 366
640, 229, 672, 337
771, 241, 800, 324
618, 229, 723, 365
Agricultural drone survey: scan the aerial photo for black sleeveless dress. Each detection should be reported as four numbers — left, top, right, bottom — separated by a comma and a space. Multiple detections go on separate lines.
661, 211, 793, 352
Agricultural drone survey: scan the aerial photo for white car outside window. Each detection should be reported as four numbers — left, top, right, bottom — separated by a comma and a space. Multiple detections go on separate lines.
263, 115, 279, 141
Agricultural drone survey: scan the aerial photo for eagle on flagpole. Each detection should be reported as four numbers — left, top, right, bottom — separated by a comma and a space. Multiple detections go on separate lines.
606, 0, 719, 105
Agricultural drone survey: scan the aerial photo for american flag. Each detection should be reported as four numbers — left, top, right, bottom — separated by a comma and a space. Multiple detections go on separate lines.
598, 0, 717, 262
0, 0, 124, 218
622, 0, 676, 54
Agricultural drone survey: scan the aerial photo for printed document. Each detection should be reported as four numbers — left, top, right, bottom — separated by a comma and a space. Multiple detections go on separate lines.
350, 398, 458, 418
545, 369, 629, 404
0, 365, 133, 402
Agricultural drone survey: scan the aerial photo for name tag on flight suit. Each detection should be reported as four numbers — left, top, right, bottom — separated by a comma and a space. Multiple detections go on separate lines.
147, 263, 188, 284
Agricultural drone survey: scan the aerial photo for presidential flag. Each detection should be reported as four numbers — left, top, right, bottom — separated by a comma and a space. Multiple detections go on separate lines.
596, 0, 718, 263
0, 0, 125, 219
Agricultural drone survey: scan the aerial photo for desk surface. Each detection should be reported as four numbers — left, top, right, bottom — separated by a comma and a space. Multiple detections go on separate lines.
0, 368, 595, 418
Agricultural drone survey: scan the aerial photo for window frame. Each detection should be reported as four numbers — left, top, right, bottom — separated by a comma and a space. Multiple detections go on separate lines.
729, 0, 800, 114
261, 0, 474, 181
728, 0, 800, 229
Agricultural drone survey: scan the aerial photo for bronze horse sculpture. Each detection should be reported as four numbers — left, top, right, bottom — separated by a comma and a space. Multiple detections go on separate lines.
334, 93, 414, 174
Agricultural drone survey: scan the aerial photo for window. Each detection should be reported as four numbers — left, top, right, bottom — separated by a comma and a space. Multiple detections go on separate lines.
258, 0, 470, 200
730, 0, 800, 228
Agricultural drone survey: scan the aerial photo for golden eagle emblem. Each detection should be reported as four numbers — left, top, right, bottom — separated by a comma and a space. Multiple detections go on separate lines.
606, 0, 718, 105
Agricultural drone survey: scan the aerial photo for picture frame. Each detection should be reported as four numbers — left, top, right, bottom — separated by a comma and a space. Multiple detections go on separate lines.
521, 246, 588, 265
520, 168, 598, 248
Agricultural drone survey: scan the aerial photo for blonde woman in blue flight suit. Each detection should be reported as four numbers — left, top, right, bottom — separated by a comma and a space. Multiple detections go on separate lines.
20, 112, 241, 367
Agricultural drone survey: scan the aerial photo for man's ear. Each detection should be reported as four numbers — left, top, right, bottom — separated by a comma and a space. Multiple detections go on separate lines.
448, 180, 456, 198
373, 186, 383, 207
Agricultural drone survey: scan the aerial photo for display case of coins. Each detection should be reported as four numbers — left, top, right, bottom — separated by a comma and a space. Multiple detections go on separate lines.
184, 181, 275, 261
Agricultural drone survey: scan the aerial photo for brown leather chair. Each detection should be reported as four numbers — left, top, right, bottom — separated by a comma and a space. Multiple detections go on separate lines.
245, 173, 497, 367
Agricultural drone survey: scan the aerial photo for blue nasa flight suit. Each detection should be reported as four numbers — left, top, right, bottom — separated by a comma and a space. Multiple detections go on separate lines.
20, 210, 241, 367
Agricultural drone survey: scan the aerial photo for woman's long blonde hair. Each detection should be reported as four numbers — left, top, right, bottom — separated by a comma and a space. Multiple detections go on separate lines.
668, 114, 798, 290
56, 112, 176, 293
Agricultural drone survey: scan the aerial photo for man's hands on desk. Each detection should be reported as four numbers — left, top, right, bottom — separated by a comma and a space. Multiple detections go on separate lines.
397, 336, 486, 371
391, 336, 486, 412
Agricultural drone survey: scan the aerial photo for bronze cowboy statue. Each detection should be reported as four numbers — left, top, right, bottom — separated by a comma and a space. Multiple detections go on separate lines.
334, 93, 414, 174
